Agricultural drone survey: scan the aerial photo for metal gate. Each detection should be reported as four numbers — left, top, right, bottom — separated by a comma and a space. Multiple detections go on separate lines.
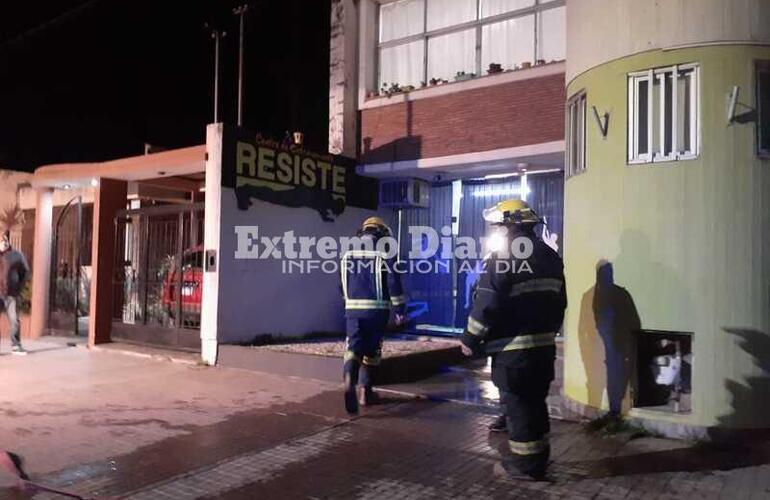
48, 196, 93, 336
112, 203, 204, 350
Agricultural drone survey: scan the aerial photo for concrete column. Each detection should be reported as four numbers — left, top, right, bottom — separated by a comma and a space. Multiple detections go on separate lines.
328, 0, 359, 157
200, 123, 223, 366
88, 178, 127, 347
29, 188, 53, 338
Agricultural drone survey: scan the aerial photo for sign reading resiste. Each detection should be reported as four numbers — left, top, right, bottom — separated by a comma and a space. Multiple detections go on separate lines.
221, 126, 378, 221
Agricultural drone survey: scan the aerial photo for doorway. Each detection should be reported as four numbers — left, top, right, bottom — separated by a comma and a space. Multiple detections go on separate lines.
48, 196, 93, 337
112, 203, 204, 350
398, 172, 564, 336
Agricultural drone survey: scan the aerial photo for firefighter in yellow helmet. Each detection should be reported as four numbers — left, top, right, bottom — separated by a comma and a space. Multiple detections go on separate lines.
462, 199, 566, 480
339, 216, 407, 414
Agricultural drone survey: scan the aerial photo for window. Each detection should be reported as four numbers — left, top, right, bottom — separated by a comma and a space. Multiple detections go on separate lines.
377, 0, 565, 89
628, 64, 699, 164
758, 61, 770, 157
566, 91, 586, 177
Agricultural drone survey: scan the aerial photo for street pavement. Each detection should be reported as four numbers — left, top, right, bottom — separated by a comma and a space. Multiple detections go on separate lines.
1, 340, 769, 499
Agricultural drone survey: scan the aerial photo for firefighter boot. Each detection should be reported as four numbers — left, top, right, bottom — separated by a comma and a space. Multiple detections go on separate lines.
358, 363, 380, 406
343, 373, 359, 415
343, 358, 360, 415
493, 460, 549, 482
488, 414, 507, 432
358, 386, 380, 406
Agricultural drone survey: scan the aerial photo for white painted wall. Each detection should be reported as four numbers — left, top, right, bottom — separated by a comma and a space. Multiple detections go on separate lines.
567, 0, 770, 83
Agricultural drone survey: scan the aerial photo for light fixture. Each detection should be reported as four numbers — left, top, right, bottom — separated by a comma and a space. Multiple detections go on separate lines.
90, 178, 99, 187
62, 184, 72, 190
484, 172, 519, 180
472, 187, 522, 198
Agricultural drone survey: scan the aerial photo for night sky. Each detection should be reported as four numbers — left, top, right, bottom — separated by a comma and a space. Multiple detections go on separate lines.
0, 0, 332, 172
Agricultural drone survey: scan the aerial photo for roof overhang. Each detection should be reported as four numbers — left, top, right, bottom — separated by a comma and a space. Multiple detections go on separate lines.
32, 145, 206, 189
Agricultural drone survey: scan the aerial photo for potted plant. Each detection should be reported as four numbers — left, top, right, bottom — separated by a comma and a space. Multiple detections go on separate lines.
381, 82, 404, 97
535, 59, 546, 66
454, 71, 476, 82
402, 84, 416, 92
520, 61, 532, 69
487, 63, 503, 74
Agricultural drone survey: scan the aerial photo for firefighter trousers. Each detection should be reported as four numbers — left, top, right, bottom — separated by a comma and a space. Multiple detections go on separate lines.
343, 311, 388, 389
492, 345, 555, 477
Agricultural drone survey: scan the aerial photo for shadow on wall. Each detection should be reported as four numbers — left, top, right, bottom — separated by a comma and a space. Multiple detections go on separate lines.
578, 260, 641, 415
361, 100, 423, 164
710, 328, 770, 436
614, 230, 693, 334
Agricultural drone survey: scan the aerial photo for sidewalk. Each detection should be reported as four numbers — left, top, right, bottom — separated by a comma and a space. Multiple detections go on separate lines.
1, 345, 769, 499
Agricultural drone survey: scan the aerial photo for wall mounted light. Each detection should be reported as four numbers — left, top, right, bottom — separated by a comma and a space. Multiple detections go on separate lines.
727, 85, 739, 124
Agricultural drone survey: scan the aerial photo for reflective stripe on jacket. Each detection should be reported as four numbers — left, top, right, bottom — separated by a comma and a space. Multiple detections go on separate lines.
461, 232, 566, 355
340, 232, 406, 318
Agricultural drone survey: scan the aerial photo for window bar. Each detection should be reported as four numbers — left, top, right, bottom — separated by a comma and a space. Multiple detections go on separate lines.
375, 4, 382, 89
475, 0, 482, 76
628, 76, 635, 162
534, 2, 539, 64
672, 66, 678, 158
577, 97, 582, 172
581, 96, 586, 171
658, 71, 665, 160
647, 69, 654, 162
423, 0, 428, 85
633, 77, 642, 160
691, 68, 698, 155
566, 102, 575, 176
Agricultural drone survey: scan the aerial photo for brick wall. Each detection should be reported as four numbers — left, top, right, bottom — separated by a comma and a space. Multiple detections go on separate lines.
361, 72, 565, 164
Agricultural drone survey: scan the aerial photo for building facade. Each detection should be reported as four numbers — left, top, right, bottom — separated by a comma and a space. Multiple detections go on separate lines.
329, 0, 568, 333
330, 0, 567, 174
563, 0, 770, 435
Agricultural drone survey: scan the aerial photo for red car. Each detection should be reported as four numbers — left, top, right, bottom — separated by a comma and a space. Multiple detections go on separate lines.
162, 246, 203, 326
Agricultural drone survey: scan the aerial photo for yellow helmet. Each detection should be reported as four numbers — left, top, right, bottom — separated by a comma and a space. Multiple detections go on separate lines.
482, 199, 541, 225
362, 216, 391, 233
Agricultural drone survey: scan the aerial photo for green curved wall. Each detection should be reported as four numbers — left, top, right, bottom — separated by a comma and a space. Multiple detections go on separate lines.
563, 45, 770, 429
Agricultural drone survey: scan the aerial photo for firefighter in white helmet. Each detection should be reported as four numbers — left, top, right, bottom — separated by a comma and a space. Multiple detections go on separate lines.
461, 200, 566, 480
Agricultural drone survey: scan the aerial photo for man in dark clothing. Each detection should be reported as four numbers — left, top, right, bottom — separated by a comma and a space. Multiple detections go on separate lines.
340, 217, 406, 415
461, 200, 566, 480
0, 230, 30, 355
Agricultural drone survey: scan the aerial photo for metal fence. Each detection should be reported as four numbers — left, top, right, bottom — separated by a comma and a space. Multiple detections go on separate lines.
112, 203, 204, 350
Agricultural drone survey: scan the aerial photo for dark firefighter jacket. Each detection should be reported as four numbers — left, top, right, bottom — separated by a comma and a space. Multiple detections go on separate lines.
461, 233, 566, 356
340, 232, 406, 318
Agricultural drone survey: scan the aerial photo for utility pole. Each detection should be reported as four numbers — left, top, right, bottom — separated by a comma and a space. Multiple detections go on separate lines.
209, 27, 226, 123
233, 5, 249, 127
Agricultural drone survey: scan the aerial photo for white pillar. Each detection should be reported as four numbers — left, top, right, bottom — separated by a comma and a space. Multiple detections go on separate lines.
200, 123, 223, 365
30, 188, 53, 338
